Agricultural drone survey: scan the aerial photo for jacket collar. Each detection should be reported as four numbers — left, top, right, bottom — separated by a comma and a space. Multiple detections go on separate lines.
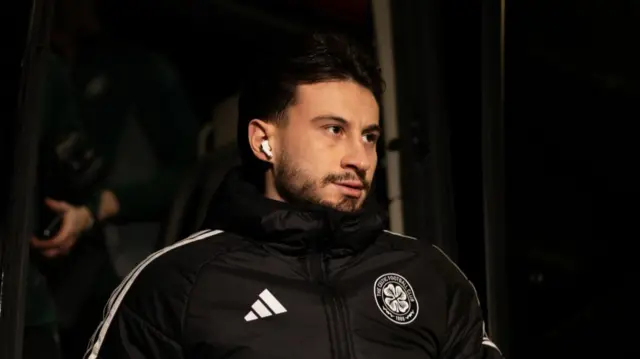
203, 167, 386, 257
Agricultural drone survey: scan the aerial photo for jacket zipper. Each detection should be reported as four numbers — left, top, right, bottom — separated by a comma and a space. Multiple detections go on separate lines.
309, 253, 353, 359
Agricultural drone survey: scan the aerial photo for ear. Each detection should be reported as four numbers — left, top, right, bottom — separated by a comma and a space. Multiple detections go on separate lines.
248, 119, 274, 162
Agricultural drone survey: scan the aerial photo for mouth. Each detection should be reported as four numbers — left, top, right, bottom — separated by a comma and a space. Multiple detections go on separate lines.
333, 181, 365, 198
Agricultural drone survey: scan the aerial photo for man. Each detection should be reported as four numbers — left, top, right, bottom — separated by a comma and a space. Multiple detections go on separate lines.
86, 33, 503, 359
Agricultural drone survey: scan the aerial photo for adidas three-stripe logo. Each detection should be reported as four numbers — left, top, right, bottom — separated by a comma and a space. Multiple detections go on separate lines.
244, 289, 287, 322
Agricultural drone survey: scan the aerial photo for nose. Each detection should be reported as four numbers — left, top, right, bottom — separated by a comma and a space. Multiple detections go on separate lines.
340, 140, 372, 174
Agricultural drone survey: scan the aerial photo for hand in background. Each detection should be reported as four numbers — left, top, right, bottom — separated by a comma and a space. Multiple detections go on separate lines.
31, 198, 94, 258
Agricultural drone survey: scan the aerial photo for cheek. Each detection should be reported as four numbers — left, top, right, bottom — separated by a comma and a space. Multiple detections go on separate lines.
368, 151, 378, 173
284, 130, 316, 154
281, 135, 325, 174
289, 135, 332, 164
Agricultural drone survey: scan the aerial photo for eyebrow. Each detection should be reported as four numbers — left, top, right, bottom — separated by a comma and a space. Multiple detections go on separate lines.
312, 115, 382, 134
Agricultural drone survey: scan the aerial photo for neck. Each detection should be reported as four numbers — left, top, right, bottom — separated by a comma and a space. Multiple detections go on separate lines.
264, 173, 286, 203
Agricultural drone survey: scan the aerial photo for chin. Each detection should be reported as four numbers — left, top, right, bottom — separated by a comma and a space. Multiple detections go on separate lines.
313, 189, 366, 212
333, 198, 364, 212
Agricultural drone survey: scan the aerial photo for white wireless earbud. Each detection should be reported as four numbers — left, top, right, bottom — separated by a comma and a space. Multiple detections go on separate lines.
260, 140, 273, 159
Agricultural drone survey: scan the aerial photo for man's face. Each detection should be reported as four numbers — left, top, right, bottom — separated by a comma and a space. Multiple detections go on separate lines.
271, 80, 380, 212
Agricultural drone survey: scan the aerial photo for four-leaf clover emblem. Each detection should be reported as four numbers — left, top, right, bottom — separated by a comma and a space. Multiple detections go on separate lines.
383, 283, 410, 313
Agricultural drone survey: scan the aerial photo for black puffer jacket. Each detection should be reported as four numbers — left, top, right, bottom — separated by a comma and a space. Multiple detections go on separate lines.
87, 168, 503, 359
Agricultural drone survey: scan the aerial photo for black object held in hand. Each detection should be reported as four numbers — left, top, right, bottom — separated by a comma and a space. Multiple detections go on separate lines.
41, 214, 63, 239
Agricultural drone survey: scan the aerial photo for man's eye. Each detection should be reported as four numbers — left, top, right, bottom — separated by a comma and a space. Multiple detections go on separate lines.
326, 126, 343, 136
363, 133, 379, 144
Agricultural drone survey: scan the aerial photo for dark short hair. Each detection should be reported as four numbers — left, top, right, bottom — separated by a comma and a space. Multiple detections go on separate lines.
237, 32, 384, 173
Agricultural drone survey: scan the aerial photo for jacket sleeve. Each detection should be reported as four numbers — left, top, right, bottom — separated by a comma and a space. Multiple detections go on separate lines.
93, 304, 184, 359
441, 283, 504, 359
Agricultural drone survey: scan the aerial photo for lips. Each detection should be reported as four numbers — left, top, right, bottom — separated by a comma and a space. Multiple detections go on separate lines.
334, 180, 364, 190
334, 181, 365, 198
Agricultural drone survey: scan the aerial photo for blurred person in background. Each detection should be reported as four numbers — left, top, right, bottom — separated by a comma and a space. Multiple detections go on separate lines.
28, 0, 199, 358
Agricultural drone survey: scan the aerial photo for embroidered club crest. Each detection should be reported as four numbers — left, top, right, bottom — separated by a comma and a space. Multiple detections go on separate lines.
374, 273, 419, 325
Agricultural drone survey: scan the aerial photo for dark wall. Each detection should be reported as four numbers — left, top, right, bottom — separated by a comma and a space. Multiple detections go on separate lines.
506, 1, 640, 356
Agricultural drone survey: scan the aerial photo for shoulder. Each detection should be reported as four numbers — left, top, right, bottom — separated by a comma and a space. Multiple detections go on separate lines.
88, 230, 251, 355
95, 230, 252, 338
379, 230, 478, 294
379, 231, 502, 356
108, 229, 251, 326
122, 230, 248, 299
